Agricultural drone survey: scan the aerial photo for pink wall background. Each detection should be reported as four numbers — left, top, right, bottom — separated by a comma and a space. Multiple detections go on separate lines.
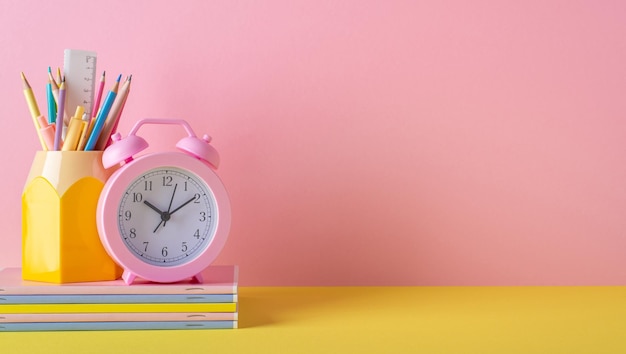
1, 1, 625, 286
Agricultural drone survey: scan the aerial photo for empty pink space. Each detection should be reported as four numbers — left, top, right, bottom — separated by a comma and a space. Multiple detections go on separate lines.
1, 0, 625, 285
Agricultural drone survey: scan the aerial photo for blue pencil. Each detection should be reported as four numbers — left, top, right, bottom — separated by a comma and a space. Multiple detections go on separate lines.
46, 67, 57, 124
84, 74, 121, 151
53, 79, 66, 150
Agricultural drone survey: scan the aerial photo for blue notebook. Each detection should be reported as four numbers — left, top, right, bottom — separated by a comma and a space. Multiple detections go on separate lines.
0, 320, 237, 331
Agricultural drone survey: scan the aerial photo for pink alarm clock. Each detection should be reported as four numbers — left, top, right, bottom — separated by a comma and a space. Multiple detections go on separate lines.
96, 119, 231, 285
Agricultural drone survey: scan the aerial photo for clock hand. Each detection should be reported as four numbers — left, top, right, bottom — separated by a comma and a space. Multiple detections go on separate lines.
169, 196, 196, 216
143, 200, 171, 233
153, 196, 195, 233
152, 211, 172, 233
143, 200, 164, 215
153, 220, 164, 233
163, 184, 178, 227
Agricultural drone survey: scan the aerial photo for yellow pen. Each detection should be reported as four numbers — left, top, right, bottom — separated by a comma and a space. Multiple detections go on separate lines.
21, 72, 47, 150
76, 113, 92, 151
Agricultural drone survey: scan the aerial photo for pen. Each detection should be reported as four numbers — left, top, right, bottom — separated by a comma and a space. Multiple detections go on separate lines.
53, 79, 66, 150
84, 74, 120, 151
21, 72, 47, 150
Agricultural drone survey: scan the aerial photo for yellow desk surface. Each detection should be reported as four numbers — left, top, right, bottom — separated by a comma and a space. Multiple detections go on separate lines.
2, 286, 625, 353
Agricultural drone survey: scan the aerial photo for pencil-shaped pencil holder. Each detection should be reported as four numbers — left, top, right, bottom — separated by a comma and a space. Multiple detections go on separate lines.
21, 151, 122, 283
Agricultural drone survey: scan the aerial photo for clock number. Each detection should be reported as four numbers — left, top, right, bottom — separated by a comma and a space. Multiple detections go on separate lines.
193, 229, 200, 239
124, 210, 132, 221
184, 181, 188, 191
132, 192, 143, 203
143, 242, 149, 252
129, 228, 137, 238
181, 242, 188, 252
144, 180, 152, 191
199, 211, 207, 222
162, 247, 168, 257
162, 176, 173, 186
193, 193, 201, 203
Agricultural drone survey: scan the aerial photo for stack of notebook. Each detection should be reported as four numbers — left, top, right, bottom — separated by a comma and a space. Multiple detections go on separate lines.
0, 266, 238, 331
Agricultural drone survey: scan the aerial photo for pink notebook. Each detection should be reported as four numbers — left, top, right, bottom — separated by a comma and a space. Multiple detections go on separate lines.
0, 266, 238, 295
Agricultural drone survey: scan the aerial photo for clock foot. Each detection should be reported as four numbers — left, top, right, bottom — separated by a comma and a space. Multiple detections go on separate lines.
192, 273, 204, 284
122, 270, 137, 285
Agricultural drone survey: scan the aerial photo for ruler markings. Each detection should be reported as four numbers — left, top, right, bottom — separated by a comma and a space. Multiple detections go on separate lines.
63, 49, 97, 122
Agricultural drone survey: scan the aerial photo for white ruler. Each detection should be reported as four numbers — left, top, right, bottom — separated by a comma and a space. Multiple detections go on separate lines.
63, 49, 97, 120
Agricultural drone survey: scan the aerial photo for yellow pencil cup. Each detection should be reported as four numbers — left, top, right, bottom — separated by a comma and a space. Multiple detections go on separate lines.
21, 151, 122, 283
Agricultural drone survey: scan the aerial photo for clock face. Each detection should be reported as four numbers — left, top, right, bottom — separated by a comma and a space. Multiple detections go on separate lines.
117, 166, 218, 267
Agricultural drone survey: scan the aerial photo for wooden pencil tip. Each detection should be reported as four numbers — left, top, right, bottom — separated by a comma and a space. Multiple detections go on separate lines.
116, 74, 122, 82
20, 72, 26, 80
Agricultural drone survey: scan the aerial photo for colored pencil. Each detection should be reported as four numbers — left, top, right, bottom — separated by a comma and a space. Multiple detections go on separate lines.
95, 75, 131, 150
56, 67, 62, 88
46, 78, 56, 124
20, 72, 40, 119
83, 74, 120, 150
91, 71, 105, 119
20, 72, 47, 150
53, 79, 66, 150
47, 68, 68, 124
